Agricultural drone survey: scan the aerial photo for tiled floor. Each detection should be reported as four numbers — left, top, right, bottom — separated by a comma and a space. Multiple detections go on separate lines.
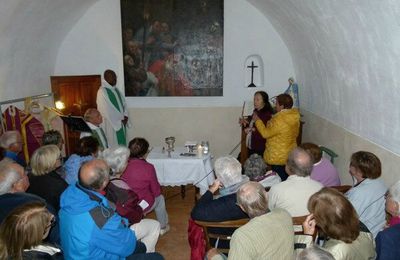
147, 185, 196, 260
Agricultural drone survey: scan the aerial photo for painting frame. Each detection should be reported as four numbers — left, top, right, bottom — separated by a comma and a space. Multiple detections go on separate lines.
120, 0, 224, 97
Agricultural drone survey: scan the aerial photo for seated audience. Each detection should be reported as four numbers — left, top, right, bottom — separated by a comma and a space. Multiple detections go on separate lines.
190, 157, 248, 253
0, 130, 26, 166
192, 156, 248, 221
102, 146, 161, 252
0, 201, 62, 259
64, 136, 99, 184
298, 187, 376, 260
268, 147, 322, 216
0, 159, 59, 244
59, 159, 163, 259
299, 143, 341, 187
375, 180, 400, 259
243, 153, 281, 188
253, 93, 300, 181
345, 151, 386, 237
122, 138, 170, 235
216, 157, 249, 197
41, 130, 67, 178
26, 145, 68, 211
81, 108, 108, 150
42, 130, 64, 151
207, 182, 294, 260
296, 245, 334, 260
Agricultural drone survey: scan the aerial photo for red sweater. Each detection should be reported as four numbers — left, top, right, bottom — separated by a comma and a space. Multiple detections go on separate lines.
121, 158, 161, 211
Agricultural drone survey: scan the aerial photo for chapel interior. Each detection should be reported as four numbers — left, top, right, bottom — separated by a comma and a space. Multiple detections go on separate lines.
1, 0, 399, 258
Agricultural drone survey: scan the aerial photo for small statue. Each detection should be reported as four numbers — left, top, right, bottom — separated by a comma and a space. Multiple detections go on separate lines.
285, 77, 299, 108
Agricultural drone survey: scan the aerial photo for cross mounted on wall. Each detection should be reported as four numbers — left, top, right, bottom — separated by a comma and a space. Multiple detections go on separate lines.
247, 61, 258, 88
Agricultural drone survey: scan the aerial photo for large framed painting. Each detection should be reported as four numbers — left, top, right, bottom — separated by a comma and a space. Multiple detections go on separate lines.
120, 0, 223, 96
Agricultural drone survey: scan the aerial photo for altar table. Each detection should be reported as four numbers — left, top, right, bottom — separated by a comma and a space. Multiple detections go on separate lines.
147, 147, 215, 195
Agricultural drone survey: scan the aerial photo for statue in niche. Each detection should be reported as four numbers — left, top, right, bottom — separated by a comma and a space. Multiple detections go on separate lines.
285, 77, 299, 108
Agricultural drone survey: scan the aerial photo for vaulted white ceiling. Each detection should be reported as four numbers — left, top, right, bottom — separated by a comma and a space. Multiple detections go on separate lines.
1, 0, 400, 153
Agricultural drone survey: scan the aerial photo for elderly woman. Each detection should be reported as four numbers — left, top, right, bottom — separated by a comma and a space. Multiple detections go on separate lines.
64, 136, 99, 184
101, 146, 161, 253
122, 137, 169, 235
0, 201, 62, 259
299, 143, 341, 187
345, 151, 387, 237
42, 130, 64, 151
298, 188, 376, 259
190, 157, 249, 254
375, 180, 400, 259
27, 144, 68, 211
192, 156, 249, 221
243, 153, 281, 188
253, 93, 300, 181
240, 91, 273, 156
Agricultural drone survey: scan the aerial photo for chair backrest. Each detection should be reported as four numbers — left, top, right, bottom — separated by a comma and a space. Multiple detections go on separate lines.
320, 146, 338, 164
331, 185, 352, 194
292, 215, 318, 240
194, 218, 249, 254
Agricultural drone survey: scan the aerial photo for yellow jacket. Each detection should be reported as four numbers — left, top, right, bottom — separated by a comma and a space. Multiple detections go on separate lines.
255, 108, 300, 165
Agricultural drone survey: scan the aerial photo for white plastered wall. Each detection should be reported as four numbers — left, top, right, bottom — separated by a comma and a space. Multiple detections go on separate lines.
54, 0, 295, 158
249, 0, 400, 186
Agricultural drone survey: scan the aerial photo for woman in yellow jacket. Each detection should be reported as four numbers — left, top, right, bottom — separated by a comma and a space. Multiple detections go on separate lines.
253, 93, 300, 181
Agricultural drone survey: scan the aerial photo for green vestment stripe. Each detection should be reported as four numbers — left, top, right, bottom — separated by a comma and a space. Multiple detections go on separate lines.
105, 87, 122, 113
116, 126, 126, 145
91, 130, 104, 150
114, 88, 124, 112
104, 87, 126, 145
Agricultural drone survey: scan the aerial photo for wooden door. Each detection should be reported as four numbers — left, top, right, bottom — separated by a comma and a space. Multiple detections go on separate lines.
51, 75, 101, 156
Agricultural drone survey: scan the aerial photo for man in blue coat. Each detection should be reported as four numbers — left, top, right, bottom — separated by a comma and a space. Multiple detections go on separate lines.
59, 159, 163, 260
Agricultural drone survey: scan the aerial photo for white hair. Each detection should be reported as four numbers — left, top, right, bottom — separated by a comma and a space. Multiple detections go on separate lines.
100, 146, 130, 175
0, 159, 21, 195
388, 180, 400, 214
0, 130, 20, 149
214, 156, 242, 187
296, 245, 335, 260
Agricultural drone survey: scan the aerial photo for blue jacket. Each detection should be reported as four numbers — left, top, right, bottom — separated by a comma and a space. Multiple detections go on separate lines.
64, 154, 93, 184
375, 224, 400, 260
59, 184, 136, 260
346, 178, 387, 237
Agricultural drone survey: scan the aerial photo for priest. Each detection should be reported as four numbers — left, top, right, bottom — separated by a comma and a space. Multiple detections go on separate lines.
96, 69, 130, 147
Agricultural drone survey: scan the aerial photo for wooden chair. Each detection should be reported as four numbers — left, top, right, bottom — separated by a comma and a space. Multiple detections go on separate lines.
292, 215, 318, 240
331, 185, 352, 194
194, 218, 249, 254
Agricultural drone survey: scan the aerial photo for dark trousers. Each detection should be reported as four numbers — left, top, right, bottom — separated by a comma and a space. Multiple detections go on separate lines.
126, 241, 164, 260
271, 165, 288, 181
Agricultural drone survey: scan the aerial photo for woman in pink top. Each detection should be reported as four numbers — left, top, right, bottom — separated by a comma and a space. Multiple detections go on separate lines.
300, 143, 341, 187
122, 137, 170, 235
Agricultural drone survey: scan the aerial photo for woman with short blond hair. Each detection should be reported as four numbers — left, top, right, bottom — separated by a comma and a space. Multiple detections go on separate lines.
27, 145, 68, 211
0, 201, 62, 259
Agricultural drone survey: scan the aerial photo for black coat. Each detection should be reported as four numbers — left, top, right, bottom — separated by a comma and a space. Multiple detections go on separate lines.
27, 170, 68, 212
191, 190, 248, 221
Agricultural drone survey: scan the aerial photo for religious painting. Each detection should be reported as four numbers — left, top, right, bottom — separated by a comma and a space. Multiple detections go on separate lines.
120, 0, 223, 96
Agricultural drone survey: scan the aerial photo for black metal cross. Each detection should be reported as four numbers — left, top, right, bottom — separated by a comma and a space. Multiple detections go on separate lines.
247, 61, 258, 87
